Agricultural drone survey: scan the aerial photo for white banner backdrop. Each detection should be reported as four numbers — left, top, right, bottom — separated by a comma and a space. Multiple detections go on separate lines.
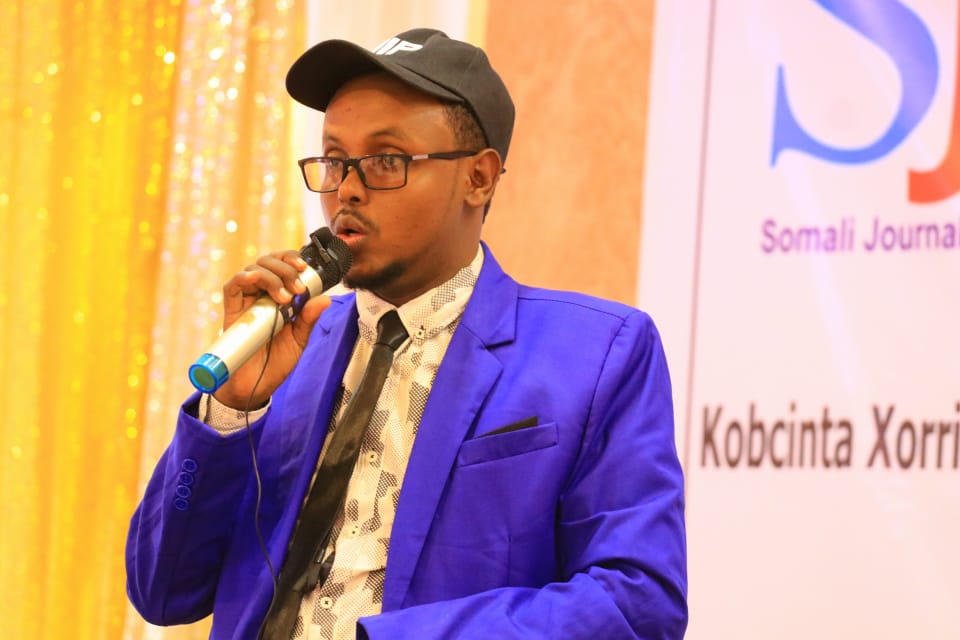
640, 1, 960, 638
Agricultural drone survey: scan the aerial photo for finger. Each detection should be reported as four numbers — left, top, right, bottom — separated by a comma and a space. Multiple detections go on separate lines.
255, 252, 310, 300
223, 260, 294, 306
222, 270, 265, 315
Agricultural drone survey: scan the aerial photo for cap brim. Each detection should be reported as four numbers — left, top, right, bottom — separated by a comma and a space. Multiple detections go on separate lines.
286, 40, 464, 111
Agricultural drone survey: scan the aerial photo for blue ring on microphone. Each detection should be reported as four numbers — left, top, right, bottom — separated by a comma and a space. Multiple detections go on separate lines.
189, 353, 230, 393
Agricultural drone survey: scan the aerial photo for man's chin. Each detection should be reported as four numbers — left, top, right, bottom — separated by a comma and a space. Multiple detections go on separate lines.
342, 261, 404, 294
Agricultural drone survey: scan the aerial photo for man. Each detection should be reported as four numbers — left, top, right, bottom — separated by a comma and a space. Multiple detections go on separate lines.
126, 28, 687, 639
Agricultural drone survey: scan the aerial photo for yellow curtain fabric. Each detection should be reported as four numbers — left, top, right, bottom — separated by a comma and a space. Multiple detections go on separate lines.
1, 1, 305, 638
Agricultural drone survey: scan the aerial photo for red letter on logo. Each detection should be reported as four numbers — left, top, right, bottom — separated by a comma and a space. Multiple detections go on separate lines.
909, 9, 960, 203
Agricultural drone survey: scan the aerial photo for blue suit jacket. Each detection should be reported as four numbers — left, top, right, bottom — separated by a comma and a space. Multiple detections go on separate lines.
126, 245, 687, 639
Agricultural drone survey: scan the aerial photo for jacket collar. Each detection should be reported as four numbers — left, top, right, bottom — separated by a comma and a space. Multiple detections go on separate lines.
456, 241, 518, 348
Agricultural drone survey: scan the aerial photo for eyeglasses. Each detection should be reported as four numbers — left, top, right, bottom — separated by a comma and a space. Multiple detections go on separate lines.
298, 151, 478, 193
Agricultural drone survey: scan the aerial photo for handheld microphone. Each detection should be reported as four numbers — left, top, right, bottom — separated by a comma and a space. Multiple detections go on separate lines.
188, 227, 352, 393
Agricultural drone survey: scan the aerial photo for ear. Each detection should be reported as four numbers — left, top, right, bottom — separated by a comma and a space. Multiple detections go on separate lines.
463, 149, 503, 209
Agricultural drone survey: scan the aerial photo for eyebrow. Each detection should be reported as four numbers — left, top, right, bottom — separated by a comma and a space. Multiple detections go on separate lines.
324, 127, 411, 145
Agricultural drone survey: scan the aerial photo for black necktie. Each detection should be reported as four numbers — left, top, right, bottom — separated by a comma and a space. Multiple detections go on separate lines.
260, 310, 408, 639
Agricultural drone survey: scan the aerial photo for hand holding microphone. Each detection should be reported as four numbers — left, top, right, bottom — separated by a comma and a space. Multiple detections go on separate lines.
189, 227, 352, 408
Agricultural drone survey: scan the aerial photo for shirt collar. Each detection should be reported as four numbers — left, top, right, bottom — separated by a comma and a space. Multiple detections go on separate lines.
354, 245, 484, 343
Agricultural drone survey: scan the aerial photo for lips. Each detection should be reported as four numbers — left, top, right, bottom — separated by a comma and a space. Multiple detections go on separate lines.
332, 213, 368, 244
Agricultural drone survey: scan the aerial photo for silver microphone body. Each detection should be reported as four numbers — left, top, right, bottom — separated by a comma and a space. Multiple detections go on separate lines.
188, 228, 351, 393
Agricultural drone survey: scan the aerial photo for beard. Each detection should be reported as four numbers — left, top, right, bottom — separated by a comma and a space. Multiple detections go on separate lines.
342, 259, 405, 294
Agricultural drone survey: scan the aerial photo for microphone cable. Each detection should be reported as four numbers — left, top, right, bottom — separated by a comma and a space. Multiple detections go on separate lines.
243, 304, 281, 600
198, 228, 352, 636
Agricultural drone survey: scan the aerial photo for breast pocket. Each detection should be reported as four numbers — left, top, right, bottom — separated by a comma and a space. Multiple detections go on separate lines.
456, 422, 559, 467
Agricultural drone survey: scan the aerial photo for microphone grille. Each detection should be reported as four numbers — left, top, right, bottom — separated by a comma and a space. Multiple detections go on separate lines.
302, 227, 353, 290
323, 234, 353, 280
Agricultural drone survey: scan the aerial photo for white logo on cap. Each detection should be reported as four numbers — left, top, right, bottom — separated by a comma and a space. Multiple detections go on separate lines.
371, 37, 423, 56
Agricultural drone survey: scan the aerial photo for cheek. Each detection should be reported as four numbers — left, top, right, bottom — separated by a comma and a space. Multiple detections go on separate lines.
320, 195, 338, 222
384, 192, 444, 235
409, 181, 461, 227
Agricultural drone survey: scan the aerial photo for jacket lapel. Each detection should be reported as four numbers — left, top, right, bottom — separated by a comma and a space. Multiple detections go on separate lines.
382, 244, 518, 610
268, 294, 359, 548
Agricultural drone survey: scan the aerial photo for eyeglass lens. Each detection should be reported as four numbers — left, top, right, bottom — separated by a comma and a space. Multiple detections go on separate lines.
303, 156, 408, 192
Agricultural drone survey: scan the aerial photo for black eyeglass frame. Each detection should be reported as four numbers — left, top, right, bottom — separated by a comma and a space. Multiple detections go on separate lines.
297, 150, 479, 193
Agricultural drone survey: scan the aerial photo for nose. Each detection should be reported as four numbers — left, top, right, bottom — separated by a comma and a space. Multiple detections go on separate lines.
337, 163, 367, 204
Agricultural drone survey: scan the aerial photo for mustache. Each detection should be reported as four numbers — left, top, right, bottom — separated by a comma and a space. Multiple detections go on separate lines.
332, 208, 377, 233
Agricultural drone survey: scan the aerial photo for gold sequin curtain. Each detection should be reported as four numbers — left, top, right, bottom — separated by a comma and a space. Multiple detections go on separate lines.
0, 1, 306, 638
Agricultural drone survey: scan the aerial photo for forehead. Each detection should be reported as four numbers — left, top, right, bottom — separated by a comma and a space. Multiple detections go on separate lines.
322, 73, 455, 147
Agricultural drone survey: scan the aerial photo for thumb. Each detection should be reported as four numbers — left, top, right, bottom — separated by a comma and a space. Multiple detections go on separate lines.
290, 294, 332, 348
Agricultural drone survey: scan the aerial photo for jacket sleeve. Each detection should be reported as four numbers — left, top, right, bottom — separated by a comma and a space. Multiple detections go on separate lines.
359, 311, 688, 639
125, 393, 266, 625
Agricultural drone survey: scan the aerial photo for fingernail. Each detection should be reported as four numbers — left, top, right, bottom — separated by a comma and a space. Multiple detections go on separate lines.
292, 279, 306, 294
279, 287, 292, 301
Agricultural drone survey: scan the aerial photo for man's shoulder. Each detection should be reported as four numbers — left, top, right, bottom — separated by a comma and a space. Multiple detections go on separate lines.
480, 246, 641, 320
515, 284, 646, 324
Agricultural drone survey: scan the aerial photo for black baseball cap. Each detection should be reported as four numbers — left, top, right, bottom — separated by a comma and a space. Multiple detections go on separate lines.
286, 28, 515, 163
